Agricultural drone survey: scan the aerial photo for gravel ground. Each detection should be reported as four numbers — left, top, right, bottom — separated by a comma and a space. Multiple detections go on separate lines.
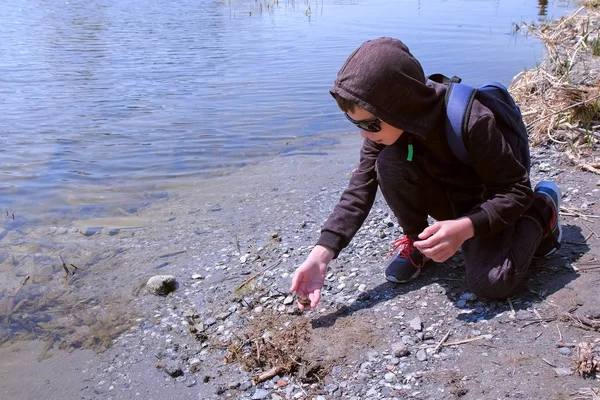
1, 133, 599, 400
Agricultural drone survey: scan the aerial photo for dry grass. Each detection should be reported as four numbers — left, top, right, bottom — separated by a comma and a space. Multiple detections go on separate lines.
509, 5, 600, 154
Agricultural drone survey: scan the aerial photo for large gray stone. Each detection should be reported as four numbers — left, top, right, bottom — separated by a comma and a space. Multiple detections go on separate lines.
146, 275, 177, 295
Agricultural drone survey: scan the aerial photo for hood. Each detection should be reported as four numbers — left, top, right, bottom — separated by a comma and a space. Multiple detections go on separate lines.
330, 37, 444, 137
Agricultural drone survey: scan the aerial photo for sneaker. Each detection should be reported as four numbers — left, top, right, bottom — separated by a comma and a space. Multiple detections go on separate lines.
385, 236, 431, 283
533, 181, 562, 257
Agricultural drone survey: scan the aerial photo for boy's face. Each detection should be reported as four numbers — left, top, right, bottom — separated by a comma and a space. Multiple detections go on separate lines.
346, 106, 404, 145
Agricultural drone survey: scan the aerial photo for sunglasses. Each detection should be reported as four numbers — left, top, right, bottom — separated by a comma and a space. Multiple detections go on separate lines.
344, 113, 382, 133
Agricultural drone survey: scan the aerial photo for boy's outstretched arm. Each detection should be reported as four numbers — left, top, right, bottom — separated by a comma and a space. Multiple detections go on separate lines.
289, 245, 334, 311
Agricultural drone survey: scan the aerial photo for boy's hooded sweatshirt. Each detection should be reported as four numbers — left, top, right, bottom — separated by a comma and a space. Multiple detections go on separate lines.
318, 37, 534, 256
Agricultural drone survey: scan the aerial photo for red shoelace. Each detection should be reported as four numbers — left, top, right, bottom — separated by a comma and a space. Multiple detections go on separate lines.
387, 236, 415, 259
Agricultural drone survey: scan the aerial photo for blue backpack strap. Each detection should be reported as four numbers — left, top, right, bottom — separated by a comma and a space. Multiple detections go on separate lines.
445, 82, 477, 165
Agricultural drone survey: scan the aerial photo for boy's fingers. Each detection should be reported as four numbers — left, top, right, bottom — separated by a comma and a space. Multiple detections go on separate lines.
418, 222, 441, 239
309, 289, 321, 309
289, 271, 302, 293
415, 234, 440, 250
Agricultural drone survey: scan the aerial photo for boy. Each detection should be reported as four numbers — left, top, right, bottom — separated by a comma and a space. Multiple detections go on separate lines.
289, 37, 561, 311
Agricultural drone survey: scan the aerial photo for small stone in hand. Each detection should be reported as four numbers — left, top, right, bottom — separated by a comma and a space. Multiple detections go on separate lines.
297, 295, 311, 307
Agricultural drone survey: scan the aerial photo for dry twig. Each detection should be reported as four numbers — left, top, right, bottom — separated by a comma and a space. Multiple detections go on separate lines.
443, 336, 486, 347
434, 329, 452, 353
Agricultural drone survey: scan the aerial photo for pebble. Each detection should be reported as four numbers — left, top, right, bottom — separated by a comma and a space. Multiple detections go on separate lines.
538, 162, 552, 172
367, 351, 379, 362
186, 378, 197, 387
410, 316, 423, 331
554, 367, 573, 377
251, 389, 271, 399
240, 381, 253, 391
358, 284, 367, 292
384, 372, 396, 382
324, 384, 339, 393
146, 275, 177, 296
558, 347, 571, 355
216, 311, 231, 320
460, 292, 477, 301
164, 362, 183, 378
191, 274, 204, 280
283, 295, 294, 305
402, 335, 415, 346
456, 299, 467, 308
416, 349, 428, 362
276, 379, 288, 387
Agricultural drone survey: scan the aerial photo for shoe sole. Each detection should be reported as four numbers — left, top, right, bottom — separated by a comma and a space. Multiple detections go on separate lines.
534, 181, 562, 257
384, 267, 422, 284
542, 224, 562, 257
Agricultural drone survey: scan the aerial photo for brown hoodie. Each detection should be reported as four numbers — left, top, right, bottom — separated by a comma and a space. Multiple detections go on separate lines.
317, 37, 533, 256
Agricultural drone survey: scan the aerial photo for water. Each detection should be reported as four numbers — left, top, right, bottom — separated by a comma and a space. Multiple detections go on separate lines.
0, 0, 574, 225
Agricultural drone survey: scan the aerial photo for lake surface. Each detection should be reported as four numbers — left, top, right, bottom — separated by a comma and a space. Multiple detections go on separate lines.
1, 0, 573, 225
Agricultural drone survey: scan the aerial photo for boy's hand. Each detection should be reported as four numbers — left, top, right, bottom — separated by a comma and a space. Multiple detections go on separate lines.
289, 245, 334, 311
413, 218, 474, 262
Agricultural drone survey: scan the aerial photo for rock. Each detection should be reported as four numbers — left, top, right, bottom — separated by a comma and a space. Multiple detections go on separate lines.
252, 389, 271, 399
216, 311, 231, 320
276, 378, 288, 387
146, 275, 177, 295
456, 299, 467, 308
416, 349, 428, 362
164, 363, 183, 378
558, 347, 571, 355
186, 378, 197, 387
366, 387, 378, 397
392, 342, 410, 357
204, 317, 217, 326
358, 284, 367, 292
189, 358, 201, 373
315, 396, 327, 400
191, 274, 204, 280
554, 367, 573, 376
324, 384, 339, 393
384, 372, 396, 382
283, 295, 294, 305
402, 335, 415, 346
240, 381, 253, 391
367, 351, 379, 362
410, 316, 423, 331
460, 292, 477, 301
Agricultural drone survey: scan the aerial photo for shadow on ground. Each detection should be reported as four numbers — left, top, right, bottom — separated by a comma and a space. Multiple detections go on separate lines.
311, 224, 588, 329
